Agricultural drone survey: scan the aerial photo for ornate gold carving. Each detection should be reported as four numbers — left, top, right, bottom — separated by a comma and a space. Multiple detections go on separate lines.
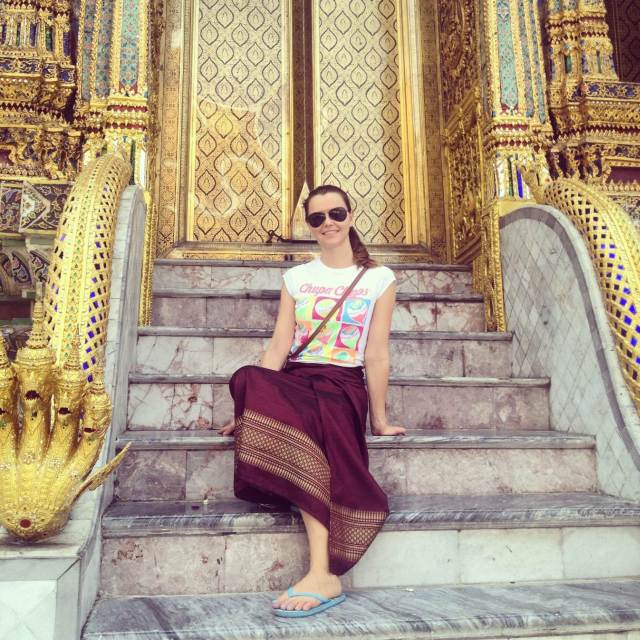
0, 0, 80, 181
138, 0, 165, 325
452, 0, 554, 331
418, 0, 447, 260
544, 0, 640, 184
154, 0, 183, 256
443, 90, 484, 262
439, 0, 511, 335
0, 303, 129, 541
438, 0, 477, 121
43, 153, 131, 370
154, 0, 437, 256
397, 0, 430, 247
478, 203, 506, 332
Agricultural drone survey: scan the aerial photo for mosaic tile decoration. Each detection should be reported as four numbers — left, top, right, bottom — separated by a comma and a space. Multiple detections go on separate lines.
0, 182, 22, 232
517, 0, 535, 117
95, 1, 114, 98
119, 0, 140, 92
80, 0, 97, 101
496, 0, 519, 112
528, 0, 547, 123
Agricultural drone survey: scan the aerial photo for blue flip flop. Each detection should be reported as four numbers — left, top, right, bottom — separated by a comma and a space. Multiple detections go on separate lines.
273, 587, 346, 618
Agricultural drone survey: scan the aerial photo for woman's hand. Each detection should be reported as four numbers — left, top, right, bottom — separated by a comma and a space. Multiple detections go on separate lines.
218, 419, 236, 436
365, 283, 404, 438
371, 421, 407, 436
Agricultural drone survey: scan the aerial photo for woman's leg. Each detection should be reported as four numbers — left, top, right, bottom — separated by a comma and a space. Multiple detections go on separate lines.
272, 508, 342, 611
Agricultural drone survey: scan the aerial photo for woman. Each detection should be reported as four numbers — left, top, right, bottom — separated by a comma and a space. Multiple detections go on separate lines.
219, 185, 405, 617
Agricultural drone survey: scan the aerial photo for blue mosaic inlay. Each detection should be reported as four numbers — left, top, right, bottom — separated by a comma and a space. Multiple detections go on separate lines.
496, 0, 519, 111
517, 0, 535, 117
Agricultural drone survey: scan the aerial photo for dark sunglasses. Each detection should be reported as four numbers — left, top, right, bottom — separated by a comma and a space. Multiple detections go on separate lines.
306, 207, 349, 228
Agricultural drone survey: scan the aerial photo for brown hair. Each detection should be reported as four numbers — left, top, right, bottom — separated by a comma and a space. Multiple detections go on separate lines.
303, 184, 377, 268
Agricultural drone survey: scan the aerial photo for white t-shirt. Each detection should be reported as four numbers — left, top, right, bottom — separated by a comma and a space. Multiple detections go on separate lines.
282, 258, 396, 367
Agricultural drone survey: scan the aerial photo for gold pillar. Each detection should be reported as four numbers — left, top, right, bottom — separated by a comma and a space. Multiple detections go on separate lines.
439, 0, 553, 329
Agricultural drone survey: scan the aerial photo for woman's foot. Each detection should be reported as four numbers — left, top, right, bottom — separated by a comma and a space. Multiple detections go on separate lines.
272, 572, 342, 612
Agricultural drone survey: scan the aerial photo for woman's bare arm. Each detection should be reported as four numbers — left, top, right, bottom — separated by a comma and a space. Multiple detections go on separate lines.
260, 285, 296, 370
364, 283, 406, 436
218, 285, 295, 435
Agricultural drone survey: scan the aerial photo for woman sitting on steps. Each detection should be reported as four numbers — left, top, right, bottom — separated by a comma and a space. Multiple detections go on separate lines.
219, 184, 406, 617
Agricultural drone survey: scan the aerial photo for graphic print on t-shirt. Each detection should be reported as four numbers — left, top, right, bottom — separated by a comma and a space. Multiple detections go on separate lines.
284, 259, 396, 367
293, 292, 372, 364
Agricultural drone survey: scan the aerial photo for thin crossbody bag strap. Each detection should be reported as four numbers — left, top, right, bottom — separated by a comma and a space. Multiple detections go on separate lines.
289, 266, 368, 360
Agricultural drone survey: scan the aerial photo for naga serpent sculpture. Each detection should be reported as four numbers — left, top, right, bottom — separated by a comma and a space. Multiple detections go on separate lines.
0, 298, 130, 541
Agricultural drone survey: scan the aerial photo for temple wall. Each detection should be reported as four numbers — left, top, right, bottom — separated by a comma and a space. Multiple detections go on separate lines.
605, 0, 640, 83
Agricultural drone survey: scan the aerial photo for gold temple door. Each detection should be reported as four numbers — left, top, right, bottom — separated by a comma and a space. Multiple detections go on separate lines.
155, 0, 431, 258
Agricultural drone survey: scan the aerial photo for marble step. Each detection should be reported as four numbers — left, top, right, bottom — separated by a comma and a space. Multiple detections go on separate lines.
112, 430, 595, 502
104, 492, 640, 535
135, 329, 513, 377
83, 579, 640, 640
153, 258, 474, 294
151, 289, 485, 332
99, 495, 640, 596
127, 374, 550, 431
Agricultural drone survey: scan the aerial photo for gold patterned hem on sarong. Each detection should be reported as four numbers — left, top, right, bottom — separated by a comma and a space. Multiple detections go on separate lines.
236, 408, 331, 506
234, 407, 388, 570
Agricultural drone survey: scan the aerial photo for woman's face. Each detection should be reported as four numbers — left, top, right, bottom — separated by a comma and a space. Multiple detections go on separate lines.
306, 192, 353, 248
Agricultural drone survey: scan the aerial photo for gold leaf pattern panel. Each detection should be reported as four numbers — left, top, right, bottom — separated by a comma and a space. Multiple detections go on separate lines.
316, 0, 406, 244
156, 0, 183, 255
192, 0, 284, 242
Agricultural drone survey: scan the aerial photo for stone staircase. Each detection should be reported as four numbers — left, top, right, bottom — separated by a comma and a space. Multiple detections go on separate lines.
82, 259, 640, 640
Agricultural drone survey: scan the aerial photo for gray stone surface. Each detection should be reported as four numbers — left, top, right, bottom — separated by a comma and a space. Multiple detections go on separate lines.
500, 206, 640, 500
152, 290, 486, 332
102, 493, 640, 536
135, 331, 513, 377
126, 375, 550, 431
114, 447, 596, 502
112, 429, 597, 501
82, 580, 640, 640
153, 261, 474, 295
116, 429, 592, 450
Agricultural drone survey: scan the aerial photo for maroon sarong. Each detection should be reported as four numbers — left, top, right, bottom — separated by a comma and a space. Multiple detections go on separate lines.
229, 362, 388, 575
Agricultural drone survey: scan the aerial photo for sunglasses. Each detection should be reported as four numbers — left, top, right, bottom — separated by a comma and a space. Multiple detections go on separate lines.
306, 207, 349, 228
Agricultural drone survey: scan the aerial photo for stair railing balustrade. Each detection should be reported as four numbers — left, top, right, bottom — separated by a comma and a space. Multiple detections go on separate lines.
0, 152, 132, 541
522, 167, 640, 415
43, 152, 132, 371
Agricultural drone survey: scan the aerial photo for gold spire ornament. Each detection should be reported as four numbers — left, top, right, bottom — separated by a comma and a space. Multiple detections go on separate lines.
0, 302, 130, 542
